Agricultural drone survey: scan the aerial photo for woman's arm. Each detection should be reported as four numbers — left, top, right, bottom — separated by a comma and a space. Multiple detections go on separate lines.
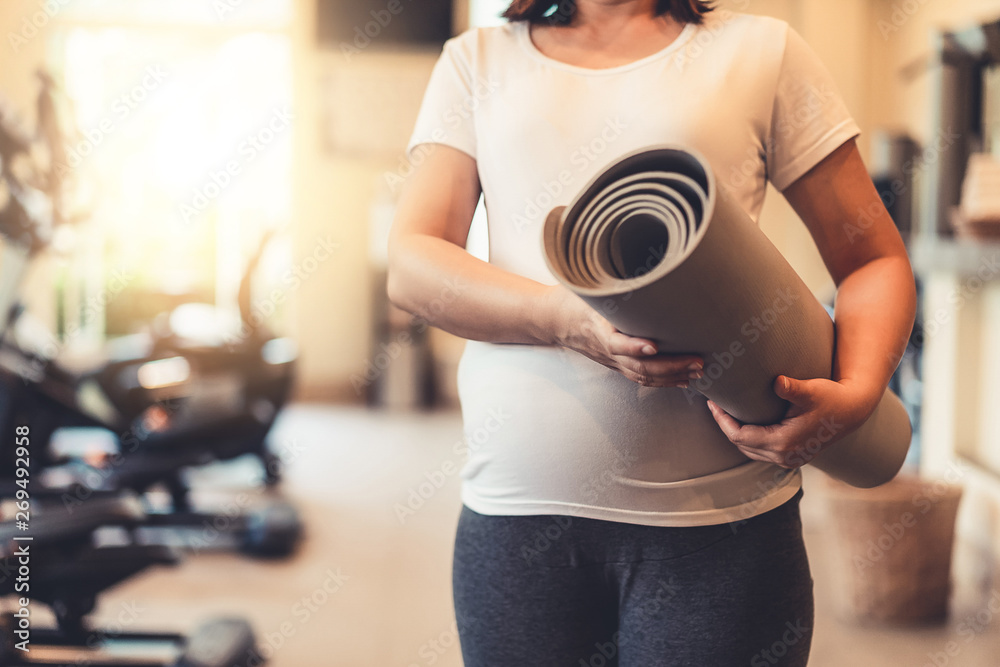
387, 144, 553, 345
785, 139, 916, 397
387, 144, 704, 388
707, 138, 917, 467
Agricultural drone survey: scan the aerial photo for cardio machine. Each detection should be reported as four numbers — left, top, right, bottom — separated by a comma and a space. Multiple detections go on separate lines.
0, 493, 260, 667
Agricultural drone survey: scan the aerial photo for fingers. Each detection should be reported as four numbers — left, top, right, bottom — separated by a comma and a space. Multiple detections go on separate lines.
606, 331, 658, 357
585, 357, 688, 389
706, 400, 740, 436
617, 354, 704, 388
707, 400, 807, 469
707, 401, 774, 447
773, 375, 818, 409
597, 329, 704, 388
606, 334, 701, 378
733, 444, 797, 468
625, 354, 704, 377
619, 368, 696, 388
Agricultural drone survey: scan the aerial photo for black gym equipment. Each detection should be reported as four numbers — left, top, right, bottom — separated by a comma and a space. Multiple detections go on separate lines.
0, 494, 259, 667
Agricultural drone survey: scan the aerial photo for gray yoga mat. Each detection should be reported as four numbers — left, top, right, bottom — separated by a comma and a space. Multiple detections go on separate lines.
542, 145, 911, 489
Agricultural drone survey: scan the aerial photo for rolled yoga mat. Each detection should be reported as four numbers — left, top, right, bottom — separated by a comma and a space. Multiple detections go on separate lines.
541, 145, 911, 489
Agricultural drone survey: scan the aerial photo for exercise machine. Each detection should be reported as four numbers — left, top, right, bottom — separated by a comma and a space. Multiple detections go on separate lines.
0, 494, 259, 666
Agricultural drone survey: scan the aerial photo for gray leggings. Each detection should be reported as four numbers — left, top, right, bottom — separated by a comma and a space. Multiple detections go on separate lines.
452, 489, 813, 667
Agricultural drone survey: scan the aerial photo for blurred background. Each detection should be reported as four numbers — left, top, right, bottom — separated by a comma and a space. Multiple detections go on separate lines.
1, 0, 1000, 665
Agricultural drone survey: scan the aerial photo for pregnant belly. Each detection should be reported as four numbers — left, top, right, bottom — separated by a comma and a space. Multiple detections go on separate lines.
455, 341, 752, 504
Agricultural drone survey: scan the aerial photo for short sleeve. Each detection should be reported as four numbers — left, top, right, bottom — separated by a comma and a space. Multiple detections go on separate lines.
405, 38, 478, 161
766, 26, 861, 191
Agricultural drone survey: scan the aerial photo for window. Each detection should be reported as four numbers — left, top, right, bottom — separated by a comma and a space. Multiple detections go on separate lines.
468, 0, 508, 28
50, 0, 293, 337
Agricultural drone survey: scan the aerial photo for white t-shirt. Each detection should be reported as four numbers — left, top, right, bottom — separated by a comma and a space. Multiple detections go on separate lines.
405, 10, 860, 526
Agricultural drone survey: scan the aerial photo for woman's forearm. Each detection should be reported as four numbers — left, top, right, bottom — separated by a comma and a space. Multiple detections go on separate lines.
832, 252, 917, 405
387, 146, 566, 346
387, 233, 557, 345
387, 231, 701, 388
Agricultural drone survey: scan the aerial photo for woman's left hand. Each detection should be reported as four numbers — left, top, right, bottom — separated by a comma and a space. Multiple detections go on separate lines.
705, 375, 882, 469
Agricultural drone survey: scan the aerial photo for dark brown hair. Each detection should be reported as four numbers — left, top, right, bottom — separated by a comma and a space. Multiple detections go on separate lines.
502, 1, 714, 25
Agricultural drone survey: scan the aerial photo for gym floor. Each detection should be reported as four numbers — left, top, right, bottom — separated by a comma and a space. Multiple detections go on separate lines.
77, 404, 1000, 666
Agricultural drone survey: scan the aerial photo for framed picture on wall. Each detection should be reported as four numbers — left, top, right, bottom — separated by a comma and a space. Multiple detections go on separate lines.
316, 0, 455, 48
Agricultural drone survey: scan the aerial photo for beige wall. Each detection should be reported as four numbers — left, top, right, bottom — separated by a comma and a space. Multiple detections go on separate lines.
289, 0, 441, 400
0, 3, 48, 116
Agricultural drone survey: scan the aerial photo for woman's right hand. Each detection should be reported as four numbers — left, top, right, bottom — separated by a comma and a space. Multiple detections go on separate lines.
535, 285, 704, 388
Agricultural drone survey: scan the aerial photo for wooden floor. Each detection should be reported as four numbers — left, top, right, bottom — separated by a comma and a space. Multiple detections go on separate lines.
79, 404, 1000, 666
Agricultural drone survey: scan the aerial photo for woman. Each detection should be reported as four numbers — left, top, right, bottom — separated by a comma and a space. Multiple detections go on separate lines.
388, 1, 916, 665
